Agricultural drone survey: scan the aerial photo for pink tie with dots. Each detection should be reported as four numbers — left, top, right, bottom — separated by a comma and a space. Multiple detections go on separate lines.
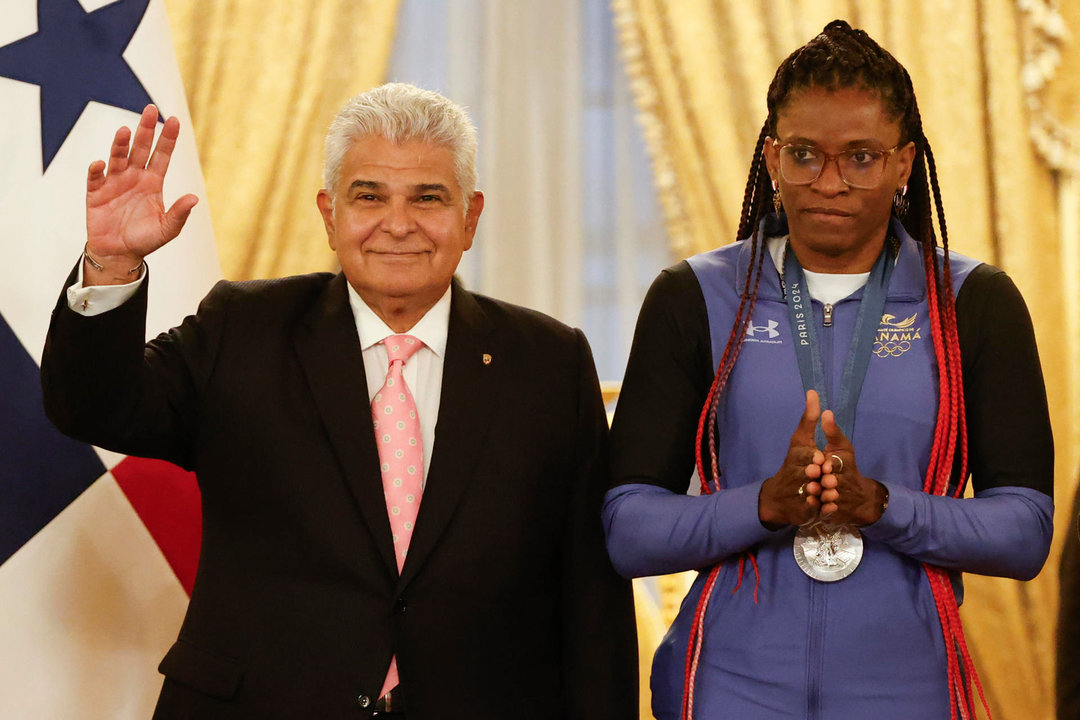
372, 334, 424, 699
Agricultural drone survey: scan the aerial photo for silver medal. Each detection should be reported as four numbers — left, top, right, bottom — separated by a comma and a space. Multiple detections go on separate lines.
793, 522, 863, 581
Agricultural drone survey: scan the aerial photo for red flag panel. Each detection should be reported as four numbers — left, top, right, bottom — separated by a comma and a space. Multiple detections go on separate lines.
111, 456, 201, 595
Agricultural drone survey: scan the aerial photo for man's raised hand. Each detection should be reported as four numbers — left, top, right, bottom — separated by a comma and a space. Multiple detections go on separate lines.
85, 104, 198, 284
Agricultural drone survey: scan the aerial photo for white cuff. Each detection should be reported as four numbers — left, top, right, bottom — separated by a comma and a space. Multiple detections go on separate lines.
66, 255, 145, 317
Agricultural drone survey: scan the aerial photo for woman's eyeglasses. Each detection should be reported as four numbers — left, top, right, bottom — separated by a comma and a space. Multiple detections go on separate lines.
773, 141, 902, 189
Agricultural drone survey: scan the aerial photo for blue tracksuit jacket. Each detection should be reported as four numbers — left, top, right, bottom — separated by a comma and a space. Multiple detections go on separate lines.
603, 221, 1053, 719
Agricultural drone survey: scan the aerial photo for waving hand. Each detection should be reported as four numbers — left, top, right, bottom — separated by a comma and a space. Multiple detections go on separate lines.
84, 104, 198, 284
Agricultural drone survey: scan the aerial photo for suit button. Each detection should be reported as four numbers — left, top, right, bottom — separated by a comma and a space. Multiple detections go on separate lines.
394, 598, 407, 615
357, 694, 371, 708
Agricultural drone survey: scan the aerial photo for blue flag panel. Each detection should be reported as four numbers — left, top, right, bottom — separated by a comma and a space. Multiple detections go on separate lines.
0, 312, 105, 564
0, 0, 155, 170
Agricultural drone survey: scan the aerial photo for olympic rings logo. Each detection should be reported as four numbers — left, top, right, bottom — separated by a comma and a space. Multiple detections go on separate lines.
874, 341, 911, 357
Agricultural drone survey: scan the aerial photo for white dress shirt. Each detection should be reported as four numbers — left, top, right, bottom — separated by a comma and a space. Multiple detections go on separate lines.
66, 259, 144, 316
67, 261, 450, 485
347, 282, 449, 486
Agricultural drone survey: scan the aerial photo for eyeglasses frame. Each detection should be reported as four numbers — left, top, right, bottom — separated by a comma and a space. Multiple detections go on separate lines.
771, 140, 905, 190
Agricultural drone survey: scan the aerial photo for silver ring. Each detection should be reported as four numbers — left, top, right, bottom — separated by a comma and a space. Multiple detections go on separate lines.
797, 483, 807, 498
830, 454, 844, 474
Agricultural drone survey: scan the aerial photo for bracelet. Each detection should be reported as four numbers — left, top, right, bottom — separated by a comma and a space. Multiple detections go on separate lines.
83, 243, 143, 275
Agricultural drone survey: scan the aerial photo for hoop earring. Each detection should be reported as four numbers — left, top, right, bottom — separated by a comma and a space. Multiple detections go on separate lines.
893, 184, 909, 218
772, 179, 783, 215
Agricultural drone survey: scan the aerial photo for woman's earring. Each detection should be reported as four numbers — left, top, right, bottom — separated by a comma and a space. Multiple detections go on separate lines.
892, 184, 909, 218
772, 179, 783, 215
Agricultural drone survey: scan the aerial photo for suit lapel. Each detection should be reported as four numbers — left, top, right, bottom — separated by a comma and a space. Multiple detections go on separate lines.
397, 282, 499, 590
293, 274, 398, 577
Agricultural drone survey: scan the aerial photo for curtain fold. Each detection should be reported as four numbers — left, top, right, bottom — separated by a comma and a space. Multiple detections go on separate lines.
163, 0, 401, 280
615, 2, 1079, 717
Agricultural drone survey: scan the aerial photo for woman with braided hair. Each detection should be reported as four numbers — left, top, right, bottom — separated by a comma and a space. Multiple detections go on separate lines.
603, 19, 1054, 720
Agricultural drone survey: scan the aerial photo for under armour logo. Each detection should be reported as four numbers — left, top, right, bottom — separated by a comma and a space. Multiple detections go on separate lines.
746, 320, 780, 338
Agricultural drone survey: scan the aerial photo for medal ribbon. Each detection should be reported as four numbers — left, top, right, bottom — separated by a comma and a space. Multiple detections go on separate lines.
782, 240, 895, 447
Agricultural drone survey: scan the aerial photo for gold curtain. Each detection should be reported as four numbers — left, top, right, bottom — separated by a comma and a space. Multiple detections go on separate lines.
163, 0, 401, 280
614, 1, 1080, 718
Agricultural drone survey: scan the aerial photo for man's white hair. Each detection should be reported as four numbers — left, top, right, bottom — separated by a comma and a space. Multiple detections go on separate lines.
323, 83, 479, 209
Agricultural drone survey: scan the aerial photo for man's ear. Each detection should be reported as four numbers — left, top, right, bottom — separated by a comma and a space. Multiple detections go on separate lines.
462, 191, 484, 251
316, 190, 336, 249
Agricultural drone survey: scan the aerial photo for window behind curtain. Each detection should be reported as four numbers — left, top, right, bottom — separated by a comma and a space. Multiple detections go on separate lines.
387, 0, 671, 383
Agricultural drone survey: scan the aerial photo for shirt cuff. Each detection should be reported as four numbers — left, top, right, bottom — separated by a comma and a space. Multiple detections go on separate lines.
733, 478, 790, 544
858, 480, 915, 541
66, 255, 145, 316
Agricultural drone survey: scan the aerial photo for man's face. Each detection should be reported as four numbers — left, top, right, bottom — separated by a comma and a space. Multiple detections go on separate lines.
317, 136, 483, 322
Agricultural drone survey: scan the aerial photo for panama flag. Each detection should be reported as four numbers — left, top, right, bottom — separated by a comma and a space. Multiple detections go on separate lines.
0, 0, 218, 716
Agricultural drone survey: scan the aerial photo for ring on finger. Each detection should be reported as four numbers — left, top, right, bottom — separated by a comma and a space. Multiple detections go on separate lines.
797, 483, 807, 498
830, 454, 844, 474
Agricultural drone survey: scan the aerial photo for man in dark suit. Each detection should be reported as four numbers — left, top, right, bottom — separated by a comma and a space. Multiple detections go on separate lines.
41, 84, 637, 719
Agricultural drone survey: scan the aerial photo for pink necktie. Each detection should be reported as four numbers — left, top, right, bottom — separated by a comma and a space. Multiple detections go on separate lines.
372, 334, 424, 699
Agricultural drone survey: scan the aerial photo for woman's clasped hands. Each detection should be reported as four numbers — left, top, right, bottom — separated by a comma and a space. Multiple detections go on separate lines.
758, 390, 889, 529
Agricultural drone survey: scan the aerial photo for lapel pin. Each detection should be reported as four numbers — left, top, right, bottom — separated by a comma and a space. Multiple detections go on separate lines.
482, 353, 492, 365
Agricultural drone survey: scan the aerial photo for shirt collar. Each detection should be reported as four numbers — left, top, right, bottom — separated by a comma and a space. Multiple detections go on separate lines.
748, 218, 917, 301
347, 282, 452, 358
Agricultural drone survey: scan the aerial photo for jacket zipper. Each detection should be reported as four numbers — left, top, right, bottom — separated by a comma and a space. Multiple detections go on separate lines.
807, 299, 836, 720
807, 582, 826, 720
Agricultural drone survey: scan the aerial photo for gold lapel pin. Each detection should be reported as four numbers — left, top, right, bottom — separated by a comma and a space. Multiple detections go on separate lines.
482, 353, 492, 365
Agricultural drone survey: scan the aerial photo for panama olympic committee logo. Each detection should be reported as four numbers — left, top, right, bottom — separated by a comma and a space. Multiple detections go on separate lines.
874, 313, 922, 357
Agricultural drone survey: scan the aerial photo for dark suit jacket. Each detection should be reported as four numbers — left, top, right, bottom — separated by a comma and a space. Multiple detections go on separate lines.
42, 269, 637, 720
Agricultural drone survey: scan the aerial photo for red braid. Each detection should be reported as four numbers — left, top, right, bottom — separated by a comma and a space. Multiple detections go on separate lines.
682, 228, 768, 720
682, 126, 773, 719
918, 139, 988, 718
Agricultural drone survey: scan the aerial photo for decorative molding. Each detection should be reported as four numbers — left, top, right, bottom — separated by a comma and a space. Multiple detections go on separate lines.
1018, 0, 1080, 174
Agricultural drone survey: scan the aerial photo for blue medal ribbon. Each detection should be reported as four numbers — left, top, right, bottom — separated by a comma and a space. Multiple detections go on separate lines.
782, 240, 895, 448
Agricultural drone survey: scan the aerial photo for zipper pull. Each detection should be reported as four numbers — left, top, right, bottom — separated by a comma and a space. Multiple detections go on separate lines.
823, 303, 833, 327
